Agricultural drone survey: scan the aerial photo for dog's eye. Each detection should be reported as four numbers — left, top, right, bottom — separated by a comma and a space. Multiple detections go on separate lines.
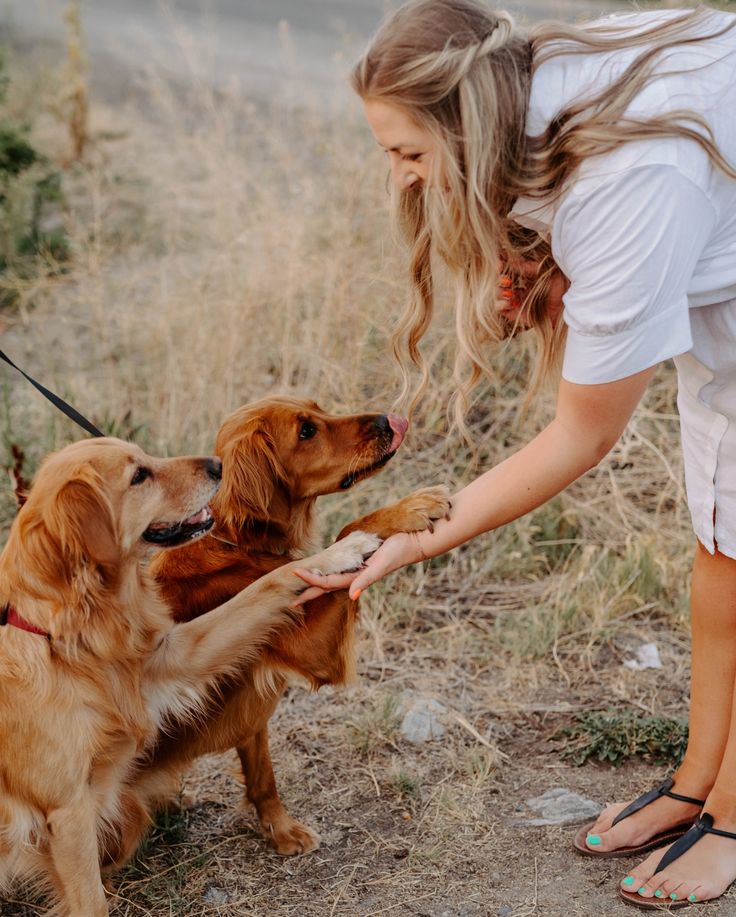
298, 421, 317, 441
130, 467, 152, 486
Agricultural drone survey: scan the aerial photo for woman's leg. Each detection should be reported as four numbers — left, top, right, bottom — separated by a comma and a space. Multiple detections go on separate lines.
622, 546, 736, 902
585, 541, 736, 853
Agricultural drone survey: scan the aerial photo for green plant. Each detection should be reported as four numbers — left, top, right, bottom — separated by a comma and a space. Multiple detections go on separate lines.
394, 770, 422, 800
120, 804, 209, 910
92, 407, 148, 444
555, 710, 689, 767
0, 55, 69, 305
346, 693, 402, 756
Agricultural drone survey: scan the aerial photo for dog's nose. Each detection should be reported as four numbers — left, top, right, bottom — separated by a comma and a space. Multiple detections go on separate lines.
373, 415, 391, 434
205, 457, 222, 481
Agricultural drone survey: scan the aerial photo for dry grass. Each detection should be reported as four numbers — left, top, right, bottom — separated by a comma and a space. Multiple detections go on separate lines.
1, 12, 730, 917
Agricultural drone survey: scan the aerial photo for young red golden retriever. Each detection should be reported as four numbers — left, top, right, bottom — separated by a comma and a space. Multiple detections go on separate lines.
135, 397, 450, 857
0, 436, 378, 915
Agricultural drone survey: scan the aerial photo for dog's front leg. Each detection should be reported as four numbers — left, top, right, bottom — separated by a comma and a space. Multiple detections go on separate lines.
336, 485, 451, 541
47, 792, 108, 917
150, 531, 381, 688
236, 725, 320, 855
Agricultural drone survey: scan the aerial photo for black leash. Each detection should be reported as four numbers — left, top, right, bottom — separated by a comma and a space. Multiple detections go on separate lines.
0, 348, 104, 438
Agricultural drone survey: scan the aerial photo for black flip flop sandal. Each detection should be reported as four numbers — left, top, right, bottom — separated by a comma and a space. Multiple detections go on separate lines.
619, 813, 736, 908
573, 777, 704, 859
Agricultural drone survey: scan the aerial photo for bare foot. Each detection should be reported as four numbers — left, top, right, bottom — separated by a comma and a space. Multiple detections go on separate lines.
620, 815, 736, 904
584, 786, 703, 854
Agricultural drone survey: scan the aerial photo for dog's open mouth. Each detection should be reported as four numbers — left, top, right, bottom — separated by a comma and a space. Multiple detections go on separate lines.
143, 506, 215, 547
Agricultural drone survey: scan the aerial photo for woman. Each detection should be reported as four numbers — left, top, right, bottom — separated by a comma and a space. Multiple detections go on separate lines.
295, 0, 736, 907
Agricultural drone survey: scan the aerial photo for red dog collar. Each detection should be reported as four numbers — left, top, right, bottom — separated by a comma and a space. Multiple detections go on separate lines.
0, 605, 50, 639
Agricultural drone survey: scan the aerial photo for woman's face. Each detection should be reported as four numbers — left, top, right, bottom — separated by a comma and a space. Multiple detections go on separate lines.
363, 99, 436, 191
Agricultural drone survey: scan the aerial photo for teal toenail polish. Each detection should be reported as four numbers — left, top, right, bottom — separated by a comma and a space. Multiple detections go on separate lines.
586, 834, 602, 846
638, 888, 647, 896
670, 893, 679, 901
654, 890, 663, 898
622, 876, 635, 887
688, 895, 697, 903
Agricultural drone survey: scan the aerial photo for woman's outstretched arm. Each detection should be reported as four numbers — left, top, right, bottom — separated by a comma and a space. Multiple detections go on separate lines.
294, 364, 657, 602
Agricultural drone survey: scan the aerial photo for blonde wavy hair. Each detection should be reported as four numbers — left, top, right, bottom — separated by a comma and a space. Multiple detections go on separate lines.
352, 0, 736, 431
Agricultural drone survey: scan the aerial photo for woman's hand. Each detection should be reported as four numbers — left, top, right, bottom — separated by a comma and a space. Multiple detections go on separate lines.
292, 366, 656, 609
292, 531, 424, 605
495, 257, 568, 327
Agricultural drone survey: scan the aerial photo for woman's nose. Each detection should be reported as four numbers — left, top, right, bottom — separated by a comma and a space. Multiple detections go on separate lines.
389, 157, 419, 192
402, 170, 420, 190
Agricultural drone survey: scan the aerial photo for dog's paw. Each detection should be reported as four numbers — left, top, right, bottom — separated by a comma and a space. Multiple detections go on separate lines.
387, 485, 451, 534
265, 816, 321, 856
308, 531, 381, 576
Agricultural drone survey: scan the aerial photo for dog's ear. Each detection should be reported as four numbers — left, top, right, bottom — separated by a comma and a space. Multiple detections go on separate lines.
214, 422, 287, 528
44, 468, 119, 572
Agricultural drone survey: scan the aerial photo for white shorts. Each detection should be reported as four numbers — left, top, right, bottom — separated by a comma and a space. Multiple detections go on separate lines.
674, 298, 736, 558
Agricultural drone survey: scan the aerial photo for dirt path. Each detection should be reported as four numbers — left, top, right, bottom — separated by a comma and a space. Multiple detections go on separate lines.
2, 679, 734, 916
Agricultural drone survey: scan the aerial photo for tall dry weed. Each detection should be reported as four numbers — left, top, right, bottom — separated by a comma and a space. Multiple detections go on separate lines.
61, 0, 89, 162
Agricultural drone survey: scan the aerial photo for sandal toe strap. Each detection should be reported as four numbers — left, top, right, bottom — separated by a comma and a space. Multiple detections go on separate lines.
656, 813, 736, 873
612, 777, 704, 828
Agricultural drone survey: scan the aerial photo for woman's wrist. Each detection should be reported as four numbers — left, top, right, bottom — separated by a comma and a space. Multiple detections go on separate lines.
410, 529, 431, 563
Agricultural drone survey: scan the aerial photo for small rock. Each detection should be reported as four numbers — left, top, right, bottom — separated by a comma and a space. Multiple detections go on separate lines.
518, 787, 601, 826
202, 885, 230, 905
498, 907, 513, 917
400, 697, 447, 743
624, 642, 662, 670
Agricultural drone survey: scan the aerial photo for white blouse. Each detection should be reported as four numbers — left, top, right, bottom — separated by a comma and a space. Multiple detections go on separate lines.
510, 7, 736, 555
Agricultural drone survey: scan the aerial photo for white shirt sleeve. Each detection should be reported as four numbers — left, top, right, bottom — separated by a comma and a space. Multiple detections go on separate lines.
553, 164, 716, 384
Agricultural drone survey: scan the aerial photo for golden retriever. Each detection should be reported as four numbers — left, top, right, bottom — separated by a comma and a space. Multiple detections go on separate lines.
0, 436, 379, 915
134, 397, 450, 857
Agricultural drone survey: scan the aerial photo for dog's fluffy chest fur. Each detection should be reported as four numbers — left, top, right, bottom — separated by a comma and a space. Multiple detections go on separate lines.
0, 580, 170, 863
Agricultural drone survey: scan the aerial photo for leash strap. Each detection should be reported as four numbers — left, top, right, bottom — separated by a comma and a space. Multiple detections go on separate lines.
0, 348, 104, 438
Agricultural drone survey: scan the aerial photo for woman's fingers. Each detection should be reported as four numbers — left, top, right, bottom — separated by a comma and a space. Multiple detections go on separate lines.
495, 259, 569, 327
291, 561, 381, 604
347, 533, 421, 599
347, 563, 383, 600
292, 568, 357, 588
291, 532, 425, 605
290, 569, 359, 607
495, 293, 523, 321
495, 264, 526, 321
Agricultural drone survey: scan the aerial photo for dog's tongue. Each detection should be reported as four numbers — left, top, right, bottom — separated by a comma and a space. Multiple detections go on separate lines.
147, 506, 212, 532
183, 506, 212, 526
387, 414, 409, 452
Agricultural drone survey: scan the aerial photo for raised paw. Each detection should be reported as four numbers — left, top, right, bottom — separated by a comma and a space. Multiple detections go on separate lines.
307, 531, 381, 576
384, 485, 451, 535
